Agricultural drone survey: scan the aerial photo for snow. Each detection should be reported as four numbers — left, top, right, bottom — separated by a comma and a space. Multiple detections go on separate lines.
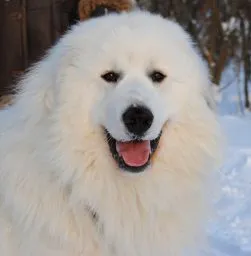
207, 115, 251, 255
205, 67, 251, 255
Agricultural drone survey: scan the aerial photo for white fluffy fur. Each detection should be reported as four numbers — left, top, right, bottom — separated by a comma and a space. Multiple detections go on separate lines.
0, 11, 222, 256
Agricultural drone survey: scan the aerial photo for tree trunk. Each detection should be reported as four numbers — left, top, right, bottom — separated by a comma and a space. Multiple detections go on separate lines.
240, 13, 250, 109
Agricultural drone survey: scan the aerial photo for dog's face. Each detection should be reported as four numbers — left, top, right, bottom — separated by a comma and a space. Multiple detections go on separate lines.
48, 11, 220, 187
96, 55, 169, 173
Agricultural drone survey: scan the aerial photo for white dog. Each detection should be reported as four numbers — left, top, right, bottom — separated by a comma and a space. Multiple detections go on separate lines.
0, 11, 222, 256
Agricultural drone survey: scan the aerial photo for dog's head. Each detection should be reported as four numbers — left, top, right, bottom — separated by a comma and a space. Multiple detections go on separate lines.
17, 11, 221, 194
38, 11, 221, 179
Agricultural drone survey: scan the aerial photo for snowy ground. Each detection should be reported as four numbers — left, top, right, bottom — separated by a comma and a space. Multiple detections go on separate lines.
207, 115, 251, 255
206, 69, 251, 255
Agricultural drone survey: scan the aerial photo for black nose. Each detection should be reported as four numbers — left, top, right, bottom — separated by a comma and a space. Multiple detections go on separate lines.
122, 105, 154, 137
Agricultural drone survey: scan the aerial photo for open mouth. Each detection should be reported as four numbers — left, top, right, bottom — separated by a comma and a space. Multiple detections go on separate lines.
105, 131, 161, 173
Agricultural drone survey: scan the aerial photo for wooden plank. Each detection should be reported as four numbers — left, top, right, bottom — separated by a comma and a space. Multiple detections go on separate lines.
0, 0, 73, 96
26, 0, 70, 64
0, 0, 25, 95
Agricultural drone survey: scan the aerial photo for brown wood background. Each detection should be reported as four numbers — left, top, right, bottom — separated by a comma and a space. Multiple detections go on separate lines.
0, 0, 78, 96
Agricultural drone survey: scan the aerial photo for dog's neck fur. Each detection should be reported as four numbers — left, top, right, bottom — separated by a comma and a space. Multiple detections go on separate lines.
0, 107, 210, 256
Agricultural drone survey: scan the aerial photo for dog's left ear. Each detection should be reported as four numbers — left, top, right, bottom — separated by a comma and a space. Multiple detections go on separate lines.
78, 0, 136, 21
203, 83, 218, 111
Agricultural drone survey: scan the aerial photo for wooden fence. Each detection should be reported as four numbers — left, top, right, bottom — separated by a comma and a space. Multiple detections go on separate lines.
0, 0, 78, 96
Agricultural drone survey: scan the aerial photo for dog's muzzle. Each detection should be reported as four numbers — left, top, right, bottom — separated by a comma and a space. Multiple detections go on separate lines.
105, 105, 161, 173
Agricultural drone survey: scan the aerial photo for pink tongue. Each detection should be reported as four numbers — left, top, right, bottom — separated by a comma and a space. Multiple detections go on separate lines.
116, 141, 151, 167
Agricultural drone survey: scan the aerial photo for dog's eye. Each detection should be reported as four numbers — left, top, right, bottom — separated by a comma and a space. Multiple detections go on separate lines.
148, 70, 166, 83
101, 71, 121, 83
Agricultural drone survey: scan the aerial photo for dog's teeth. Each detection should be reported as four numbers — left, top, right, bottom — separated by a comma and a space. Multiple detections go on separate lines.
116, 142, 120, 155
146, 140, 152, 154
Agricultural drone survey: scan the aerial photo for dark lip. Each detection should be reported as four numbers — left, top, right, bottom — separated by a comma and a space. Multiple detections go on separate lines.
105, 130, 162, 173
